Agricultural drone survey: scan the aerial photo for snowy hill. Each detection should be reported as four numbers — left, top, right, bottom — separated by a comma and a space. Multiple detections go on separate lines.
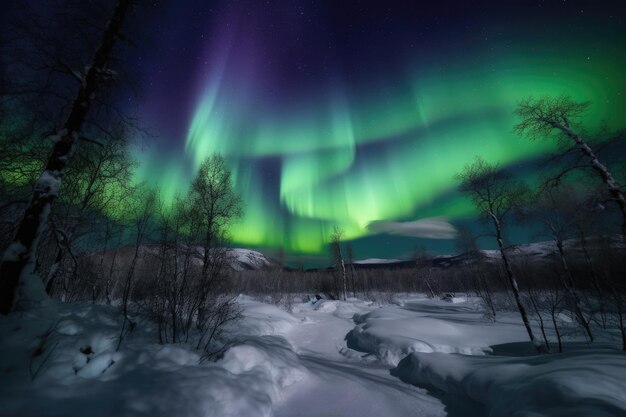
348, 236, 626, 270
228, 248, 272, 271
82, 246, 272, 272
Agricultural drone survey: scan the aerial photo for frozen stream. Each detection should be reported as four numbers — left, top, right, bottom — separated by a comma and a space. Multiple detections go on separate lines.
272, 300, 446, 417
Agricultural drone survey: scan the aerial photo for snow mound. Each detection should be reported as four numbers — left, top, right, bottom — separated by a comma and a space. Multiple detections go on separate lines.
0, 298, 307, 417
232, 296, 301, 336
312, 299, 374, 320
349, 299, 527, 365
393, 351, 626, 417
222, 336, 307, 397
314, 300, 338, 313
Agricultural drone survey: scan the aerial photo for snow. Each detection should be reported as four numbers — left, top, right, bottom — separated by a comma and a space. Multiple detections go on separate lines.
349, 296, 529, 365
96, 246, 272, 272
228, 248, 271, 271
1, 292, 624, 417
394, 351, 626, 417
47, 128, 68, 144
37, 170, 62, 197
15, 271, 51, 312
234, 296, 301, 335
274, 298, 446, 417
354, 257, 402, 264
1, 241, 27, 262
0, 299, 308, 417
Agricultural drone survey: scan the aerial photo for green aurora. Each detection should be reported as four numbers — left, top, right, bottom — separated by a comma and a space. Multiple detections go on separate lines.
135, 37, 626, 254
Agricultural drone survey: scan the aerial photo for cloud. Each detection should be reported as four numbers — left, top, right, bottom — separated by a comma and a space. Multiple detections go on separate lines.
367, 217, 457, 239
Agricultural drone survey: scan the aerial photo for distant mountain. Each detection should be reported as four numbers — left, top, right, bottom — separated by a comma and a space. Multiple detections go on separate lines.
354, 258, 403, 265
348, 236, 626, 270
82, 245, 273, 272
228, 248, 272, 271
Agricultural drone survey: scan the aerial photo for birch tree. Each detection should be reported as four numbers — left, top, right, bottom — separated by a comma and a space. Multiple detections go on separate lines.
515, 95, 626, 241
456, 157, 542, 350
526, 184, 593, 341
187, 154, 242, 331
330, 226, 348, 301
0, 0, 135, 315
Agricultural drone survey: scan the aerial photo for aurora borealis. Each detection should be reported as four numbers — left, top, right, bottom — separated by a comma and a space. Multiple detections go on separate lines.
133, 1, 626, 259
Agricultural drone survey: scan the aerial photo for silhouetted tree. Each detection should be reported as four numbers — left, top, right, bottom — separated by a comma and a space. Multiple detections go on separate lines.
117, 184, 156, 351
515, 95, 626, 241
346, 243, 356, 297
0, 0, 136, 315
187, 154, 242, 336
330, 226, 347, 301
45, 131, 136, 294
524, 184, 593, 341
456, 156, 541, 350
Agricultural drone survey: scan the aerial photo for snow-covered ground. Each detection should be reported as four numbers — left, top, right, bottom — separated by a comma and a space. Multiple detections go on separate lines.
348, 295, 529, 365
1, 294, 625, 417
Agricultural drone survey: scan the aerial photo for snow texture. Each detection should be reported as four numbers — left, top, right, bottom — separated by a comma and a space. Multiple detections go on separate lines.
354, 258, 403, 264
0, 298, 307, 417
2, 292, 624, 417
348, 296, 528, 365
394, 350, 626, 417
228, 248, 271, 271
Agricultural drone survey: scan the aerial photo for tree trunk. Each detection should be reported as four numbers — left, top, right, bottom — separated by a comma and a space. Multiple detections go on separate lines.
490, 212, 540, 350
340, 256, 347, 301
350, 264, 356, 298
550, 307, 563, 353
528, 292, 550, 352
559, 124, 626, 241
555, 239, 594, 342
0, 0, 133, 315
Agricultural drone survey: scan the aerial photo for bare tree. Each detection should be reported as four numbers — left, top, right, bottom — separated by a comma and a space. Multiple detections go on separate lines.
455, 225, 495, 319
524, 184, 594, 341
330, 226, 348, 301
189, 154, 242, 290
117, 185, 156, 351
45, 131, 136, 294
456, 157, 542, 350
187, 154, 242, 340
0, 108, 50, 252
515, 95, 626, 241
413, 246, 437, 299
0, 0, 136, 315
346, 243, 357, 298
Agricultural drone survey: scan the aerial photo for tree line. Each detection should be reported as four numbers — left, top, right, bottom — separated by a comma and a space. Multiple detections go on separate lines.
455, 95, 626, 352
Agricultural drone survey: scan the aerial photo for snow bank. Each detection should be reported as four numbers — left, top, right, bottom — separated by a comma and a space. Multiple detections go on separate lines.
393, 350, 626, 417
234, 296, 302, 335
222, 336, 307, 399
349, 298, 527, 365
308, 299, 374, 320
0, 298, 308, 417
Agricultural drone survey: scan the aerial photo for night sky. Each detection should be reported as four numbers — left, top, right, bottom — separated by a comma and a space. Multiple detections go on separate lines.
69, 1, 626, 262
128, 1, 626, 264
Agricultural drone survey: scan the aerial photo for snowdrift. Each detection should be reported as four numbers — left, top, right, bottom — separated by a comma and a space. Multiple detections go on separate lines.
348, 298, 527, 365
393, 350, 626, 417
0, 298, 307, 417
